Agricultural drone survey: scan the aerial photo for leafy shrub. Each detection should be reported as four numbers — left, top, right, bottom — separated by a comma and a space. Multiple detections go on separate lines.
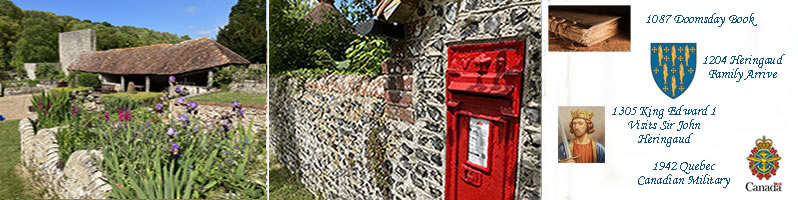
126, 82, 137, 94
102, 92, 164, 112
77, 72, 101, 88
269, 0, 356, 73
34, 64, 64, 80
50, 86, 91, 94
345, 35, 389, 75
57, 110, 101, 164
244, 65, 267, 81
311, 49, 336, 69
211, 66, 238, 89
0, 71, 11, 80
31, 90, 73, 129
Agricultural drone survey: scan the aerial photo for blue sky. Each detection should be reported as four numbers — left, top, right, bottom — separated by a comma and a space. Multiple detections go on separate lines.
11, 0, 245, 39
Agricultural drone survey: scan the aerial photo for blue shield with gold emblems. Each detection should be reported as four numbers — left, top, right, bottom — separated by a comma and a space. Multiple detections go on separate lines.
650, 43, 696, 99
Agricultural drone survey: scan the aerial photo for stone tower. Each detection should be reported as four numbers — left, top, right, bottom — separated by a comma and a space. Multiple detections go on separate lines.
58, 29, 96, 75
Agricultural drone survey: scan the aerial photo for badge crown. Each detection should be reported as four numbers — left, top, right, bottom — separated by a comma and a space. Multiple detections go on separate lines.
570, 109, 594, 120
756, 136, 773, 149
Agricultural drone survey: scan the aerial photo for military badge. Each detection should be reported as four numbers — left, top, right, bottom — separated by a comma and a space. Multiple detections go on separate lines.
650, 43, 696, 99
747, 136, 781, 180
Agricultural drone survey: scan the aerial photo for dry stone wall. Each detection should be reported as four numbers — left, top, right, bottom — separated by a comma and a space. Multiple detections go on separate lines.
229, 80, 267, 94
18, 116, 111, 199
171, 101, 268, 133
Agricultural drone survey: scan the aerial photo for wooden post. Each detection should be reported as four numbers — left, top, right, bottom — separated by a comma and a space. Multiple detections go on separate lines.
145, 75, 151, 92
207, 70, 214, 87
120, 75, 125, 92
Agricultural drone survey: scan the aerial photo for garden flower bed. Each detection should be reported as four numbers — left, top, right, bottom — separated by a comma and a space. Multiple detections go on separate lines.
20, 77, 267, 199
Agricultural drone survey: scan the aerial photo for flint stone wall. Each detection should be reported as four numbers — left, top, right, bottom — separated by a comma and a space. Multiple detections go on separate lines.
271, 0, 542, 199
18, 116, 111, 199
270, 74, 387, 199
382, 0, 542, 199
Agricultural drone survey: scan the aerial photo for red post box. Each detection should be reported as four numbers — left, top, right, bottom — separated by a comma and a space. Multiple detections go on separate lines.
445, 40, 523, 200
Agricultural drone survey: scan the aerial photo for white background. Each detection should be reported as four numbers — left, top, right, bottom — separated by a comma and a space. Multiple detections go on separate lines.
542, 0, 797, 199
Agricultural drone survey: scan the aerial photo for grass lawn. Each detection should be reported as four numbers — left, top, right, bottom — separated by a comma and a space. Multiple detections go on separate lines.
188, 91, 267, 105
0, 120, 35, 199
269, 151, 317, 200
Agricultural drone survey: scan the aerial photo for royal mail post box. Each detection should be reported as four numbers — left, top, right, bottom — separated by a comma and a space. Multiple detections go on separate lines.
445, 40, 523, 200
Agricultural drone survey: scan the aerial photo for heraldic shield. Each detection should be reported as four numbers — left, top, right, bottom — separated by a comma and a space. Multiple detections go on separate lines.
650, 43, 696, 99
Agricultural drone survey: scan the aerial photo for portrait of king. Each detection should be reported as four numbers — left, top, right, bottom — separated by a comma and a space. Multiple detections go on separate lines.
559, 109, 605, 163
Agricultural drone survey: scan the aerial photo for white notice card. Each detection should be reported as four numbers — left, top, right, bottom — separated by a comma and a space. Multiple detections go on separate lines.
468, 117, 490, 168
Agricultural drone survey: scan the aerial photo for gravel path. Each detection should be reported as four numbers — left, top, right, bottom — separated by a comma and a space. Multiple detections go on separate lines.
0, 94, 34, 121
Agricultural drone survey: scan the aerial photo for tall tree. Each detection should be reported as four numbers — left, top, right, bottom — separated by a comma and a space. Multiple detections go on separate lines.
339, 0, 377, 25
10, 10, 62, 70
217, 0, 267, 64
0, 0, 23, 20
0, 16, 20, 70
0, 0, 22, 70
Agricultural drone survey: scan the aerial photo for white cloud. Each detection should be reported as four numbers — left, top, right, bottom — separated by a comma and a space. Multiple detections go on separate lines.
183, 6, 198, 15
193, 22, 228, 38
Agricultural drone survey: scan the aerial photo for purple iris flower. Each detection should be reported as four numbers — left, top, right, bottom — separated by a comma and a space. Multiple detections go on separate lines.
155, 104, 164, 113
167, 128, 177, 137
169, 76, 176, 82
176, 97, 185, 104
171, 143, 180, 151
179, 114, 189, 123
232, 100, 240, 107
238, 109, 244, 116
188, 101, 198, 110
176, 86, 182, 92
171, 143, 180, 159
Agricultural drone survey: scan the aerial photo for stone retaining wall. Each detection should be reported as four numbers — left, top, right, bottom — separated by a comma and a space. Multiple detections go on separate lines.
172, 101, 268, 133
229, 80, 267, 94
2, 86, 44, 96
18, 116, 111, 199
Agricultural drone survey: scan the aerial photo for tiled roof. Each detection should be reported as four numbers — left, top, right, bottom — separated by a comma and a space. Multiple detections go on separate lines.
304, 1, 351, 32
68, 37, 250, 75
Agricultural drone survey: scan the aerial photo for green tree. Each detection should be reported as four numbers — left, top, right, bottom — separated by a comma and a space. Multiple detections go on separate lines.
230, 0, 266, 21
217, 0, 267, 64
10, 11, 62, 71
0, 0, 22, 70
339, 0, 377, 25
269, 0, 355, 73
0, 0, 23, 21
217, 14, 267, 63
0, 16, 20, 70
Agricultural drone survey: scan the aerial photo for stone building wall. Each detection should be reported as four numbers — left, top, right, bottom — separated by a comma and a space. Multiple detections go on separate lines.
270, 74, 387, 199
18, 116, 111, 199
22, 62, 61, 80
381, 0, 542, 199
59, 29, 96, 74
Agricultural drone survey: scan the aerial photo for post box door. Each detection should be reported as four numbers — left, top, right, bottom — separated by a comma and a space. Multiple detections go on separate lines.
445, 40, 523, 200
